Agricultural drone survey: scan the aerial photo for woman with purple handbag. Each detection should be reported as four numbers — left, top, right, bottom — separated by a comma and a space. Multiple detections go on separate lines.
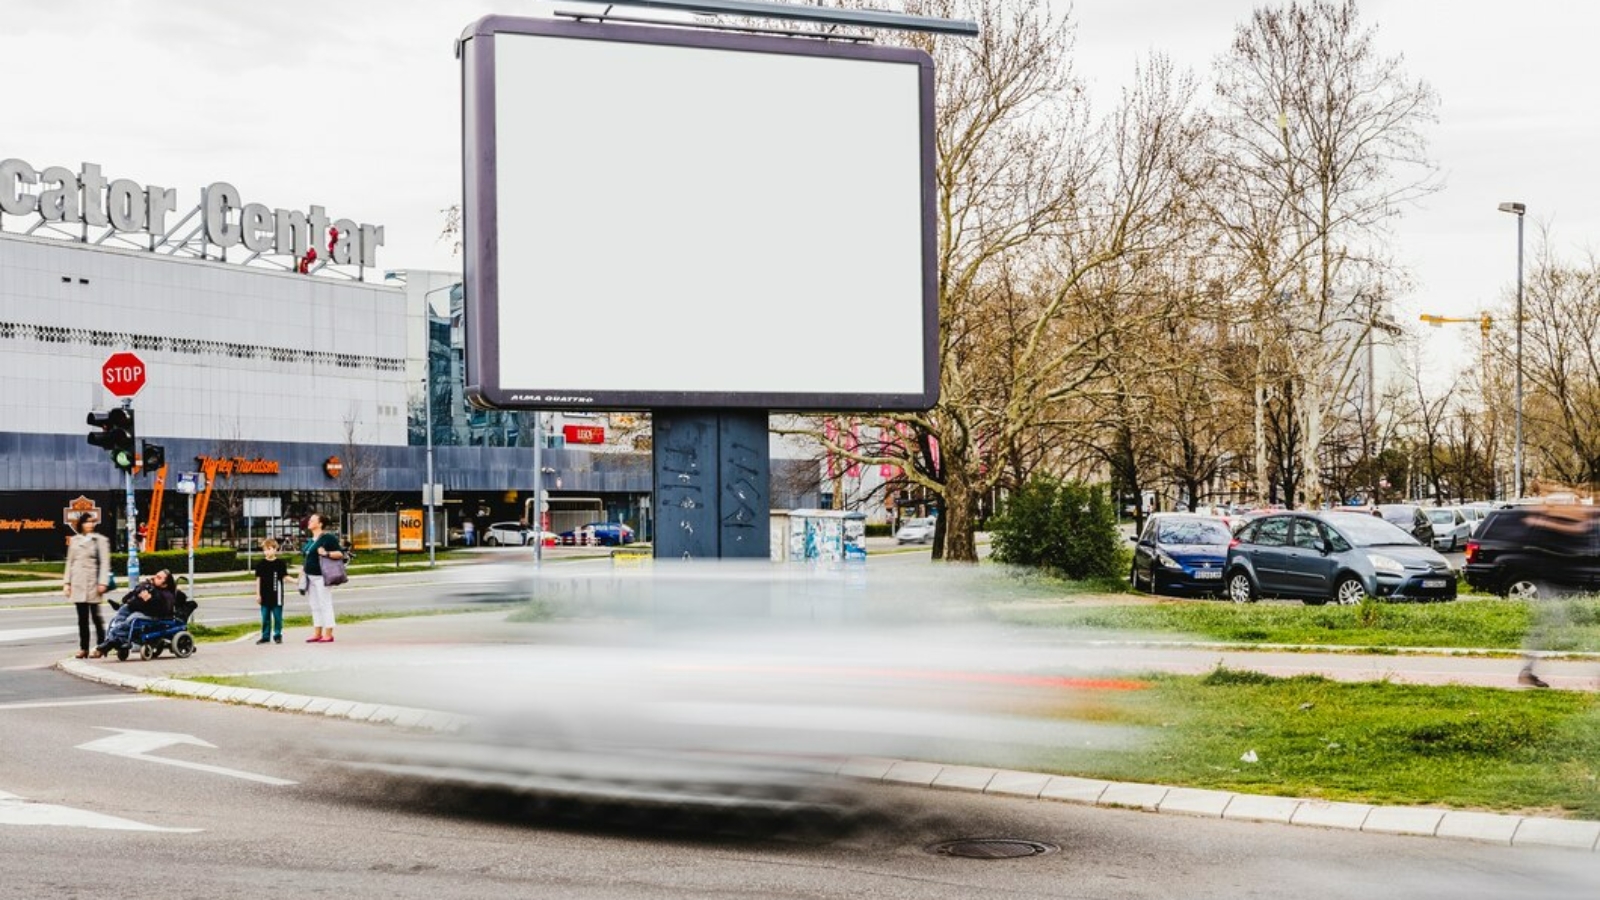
300, 512, 346, 643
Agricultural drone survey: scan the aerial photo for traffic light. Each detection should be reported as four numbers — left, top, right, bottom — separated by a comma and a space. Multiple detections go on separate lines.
87, 407, 136, 471
141, 440, 165, 472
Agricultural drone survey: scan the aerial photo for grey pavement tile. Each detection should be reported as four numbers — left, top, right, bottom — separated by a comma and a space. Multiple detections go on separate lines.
260, 693, 292, 709
175, 681, 220, 699
1157, 787, 1234, 818
883, 761, 944, 787
1222, 794, 1302, 824
1511, 818, 1600, 851
344, 703, 382, 722
1040, 775, 1111, 804
1362, 806, 1444, 837
320, 700, 357, 718
1096, 781, 1168, 811
365, 706, 403, 726
237, 689, 277, 707
984, 770, 1051, 799
274, 695, 313, 713
301, 697, 334, 715
837, 757, 897, 780
208, 687, 247, 703
390, 709, 430, 729
930, 766, 997, 793
1290, 801, 1372, 831
1435, 811, 1523, 845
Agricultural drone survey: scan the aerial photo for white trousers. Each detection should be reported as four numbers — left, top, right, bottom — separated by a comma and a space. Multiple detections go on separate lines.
306, 575, 336, 628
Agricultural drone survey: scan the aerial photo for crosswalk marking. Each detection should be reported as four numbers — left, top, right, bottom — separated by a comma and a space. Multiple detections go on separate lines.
0, 627, 77, 643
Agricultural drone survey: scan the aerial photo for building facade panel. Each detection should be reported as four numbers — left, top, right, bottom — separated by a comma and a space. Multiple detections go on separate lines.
0, 234, 408, 446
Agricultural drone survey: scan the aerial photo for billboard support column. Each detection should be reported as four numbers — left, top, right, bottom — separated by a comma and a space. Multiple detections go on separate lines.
652, 410, 769, 559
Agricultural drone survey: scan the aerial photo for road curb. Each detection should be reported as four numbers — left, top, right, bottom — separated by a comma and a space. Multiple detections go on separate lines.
52, 658, 1598, 854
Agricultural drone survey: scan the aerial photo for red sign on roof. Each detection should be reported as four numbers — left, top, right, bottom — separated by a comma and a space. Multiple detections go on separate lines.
563, 425, 605, 445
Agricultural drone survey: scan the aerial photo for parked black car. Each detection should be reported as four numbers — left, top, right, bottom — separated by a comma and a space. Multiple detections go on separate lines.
1463, 506, 1600, 599
1129, 513, 1232, 596
1225, 511, 1457, 606
1375, 504, 1436, 549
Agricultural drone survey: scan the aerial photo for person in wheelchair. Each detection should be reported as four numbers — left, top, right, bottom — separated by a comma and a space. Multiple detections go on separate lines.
91, 569, 179, 658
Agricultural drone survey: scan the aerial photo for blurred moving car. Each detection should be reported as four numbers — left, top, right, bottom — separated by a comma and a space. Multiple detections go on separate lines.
1464, 505, 1600, 599
1425, 507, 1473, 551
560, 521, 635, 546
1375, 503, 1436, 548
441, 551, 537, 602
1225, 510, 1456, 605
894, 517, 936, 544
1129, 513, 1232, 596
323, 563, 1140, 822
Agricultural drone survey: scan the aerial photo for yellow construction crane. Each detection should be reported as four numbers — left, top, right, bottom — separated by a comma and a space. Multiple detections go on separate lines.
1419, 312, 1493, 338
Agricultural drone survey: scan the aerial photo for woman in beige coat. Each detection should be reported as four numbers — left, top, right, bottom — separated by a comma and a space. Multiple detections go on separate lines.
63, 512, 112, 658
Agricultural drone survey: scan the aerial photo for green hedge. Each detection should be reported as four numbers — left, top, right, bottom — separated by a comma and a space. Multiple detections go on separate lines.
866, 523, 893, 538
111, 547, 240, 574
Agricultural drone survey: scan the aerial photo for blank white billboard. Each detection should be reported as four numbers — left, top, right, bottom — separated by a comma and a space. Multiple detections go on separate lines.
459, 16, 937, 410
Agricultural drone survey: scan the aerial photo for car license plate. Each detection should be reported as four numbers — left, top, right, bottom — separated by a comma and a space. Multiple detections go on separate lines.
1196, 570, 1222, 580
1421, 579, 1447, 589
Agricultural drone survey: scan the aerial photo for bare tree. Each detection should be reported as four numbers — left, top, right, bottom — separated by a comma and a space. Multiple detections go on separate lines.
336, 404, 383, 532
1210, 0, 1438, 507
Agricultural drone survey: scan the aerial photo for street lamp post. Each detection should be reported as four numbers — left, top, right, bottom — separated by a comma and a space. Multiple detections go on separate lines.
1498, 201, 1526, 499
424, 370, 436, 568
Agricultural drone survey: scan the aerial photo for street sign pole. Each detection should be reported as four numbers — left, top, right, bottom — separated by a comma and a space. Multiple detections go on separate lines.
186, 491, 195, 598
122, 398, 140, 586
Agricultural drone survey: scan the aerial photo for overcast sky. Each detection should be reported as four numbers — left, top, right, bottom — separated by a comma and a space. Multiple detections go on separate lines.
8, 0, 1596, 375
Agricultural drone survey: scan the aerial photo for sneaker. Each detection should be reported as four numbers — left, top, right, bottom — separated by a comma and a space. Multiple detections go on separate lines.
273, 636, 282, 644
256, 637, 270, 644
1517, 669, 1550, 689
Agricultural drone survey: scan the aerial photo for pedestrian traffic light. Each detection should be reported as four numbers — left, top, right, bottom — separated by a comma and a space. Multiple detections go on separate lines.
87, 407, 136, 471
141, 440, 165, 472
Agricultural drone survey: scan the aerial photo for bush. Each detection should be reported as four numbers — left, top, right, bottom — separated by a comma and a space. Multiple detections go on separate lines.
865, 523, 893, 538
988, 475, 1120, 579
110, 547, 240, 574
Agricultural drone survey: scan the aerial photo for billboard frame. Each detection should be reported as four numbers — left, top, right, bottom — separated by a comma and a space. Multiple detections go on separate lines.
458, 15, 939, 412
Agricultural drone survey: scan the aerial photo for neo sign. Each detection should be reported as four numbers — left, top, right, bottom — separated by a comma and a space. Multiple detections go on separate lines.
101, 352, 146, 398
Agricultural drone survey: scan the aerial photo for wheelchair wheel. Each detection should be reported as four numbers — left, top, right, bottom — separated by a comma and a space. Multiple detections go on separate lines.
151, 645, 164, 659
139, 644, 155, 661
115, 646, 130, 662
171, 632, 195, 659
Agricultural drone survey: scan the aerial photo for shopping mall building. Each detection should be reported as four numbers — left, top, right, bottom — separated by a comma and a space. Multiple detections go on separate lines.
0, 155, 833, 560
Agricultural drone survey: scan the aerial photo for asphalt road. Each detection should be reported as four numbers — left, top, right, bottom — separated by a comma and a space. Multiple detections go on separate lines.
4, 677, 1597, 900
3, 551, 1598, 899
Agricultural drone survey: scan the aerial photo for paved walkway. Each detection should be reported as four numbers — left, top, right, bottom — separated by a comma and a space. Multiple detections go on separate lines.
51, 611, 1600, 854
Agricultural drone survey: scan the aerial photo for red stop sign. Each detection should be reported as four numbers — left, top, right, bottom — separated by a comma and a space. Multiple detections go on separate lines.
101, 351, 147, 398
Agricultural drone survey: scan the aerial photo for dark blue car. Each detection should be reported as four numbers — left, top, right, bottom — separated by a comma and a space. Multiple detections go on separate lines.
1129, 513, 1233, 596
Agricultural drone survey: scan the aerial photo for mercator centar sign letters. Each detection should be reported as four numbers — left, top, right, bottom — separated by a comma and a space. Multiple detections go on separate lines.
0, 157, 383, 268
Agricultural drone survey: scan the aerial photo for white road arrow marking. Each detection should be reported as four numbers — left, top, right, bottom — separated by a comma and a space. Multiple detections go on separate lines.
76, 728, 297, 786
0, 790, 200, 832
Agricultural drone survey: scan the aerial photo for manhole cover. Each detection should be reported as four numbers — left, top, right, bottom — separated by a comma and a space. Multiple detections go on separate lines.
926, 838, 1059, 859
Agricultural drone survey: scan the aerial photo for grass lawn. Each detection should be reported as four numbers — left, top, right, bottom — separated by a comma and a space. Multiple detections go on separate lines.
1016, 668, 1600, 819
995, 595, 1600, 652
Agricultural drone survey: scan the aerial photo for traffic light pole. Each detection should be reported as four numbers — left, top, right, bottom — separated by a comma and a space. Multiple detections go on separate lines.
121, 399, 140, 587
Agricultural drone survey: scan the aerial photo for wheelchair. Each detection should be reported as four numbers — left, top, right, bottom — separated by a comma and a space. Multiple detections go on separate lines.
110, 596, 198, 662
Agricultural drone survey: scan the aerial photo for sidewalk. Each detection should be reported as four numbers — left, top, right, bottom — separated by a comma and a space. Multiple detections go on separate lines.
53, 611, 1600, 854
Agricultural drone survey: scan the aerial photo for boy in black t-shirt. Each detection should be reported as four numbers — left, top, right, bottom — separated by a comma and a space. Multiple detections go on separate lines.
254, 539, 288, 644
